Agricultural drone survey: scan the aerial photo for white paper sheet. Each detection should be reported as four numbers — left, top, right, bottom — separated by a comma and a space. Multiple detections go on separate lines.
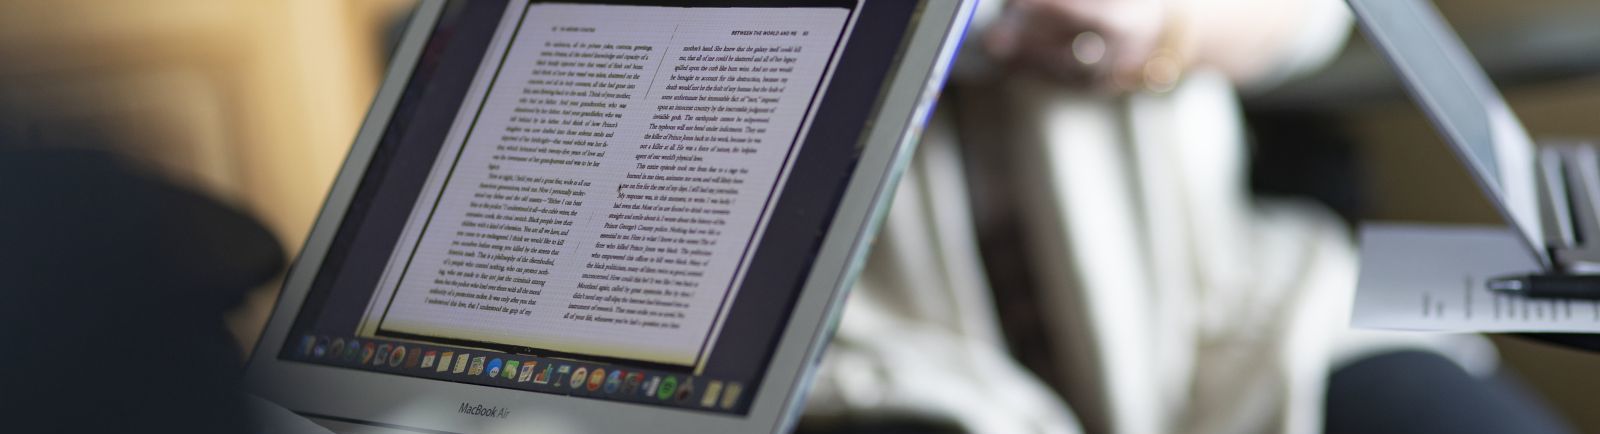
1352, 223, 1600, 332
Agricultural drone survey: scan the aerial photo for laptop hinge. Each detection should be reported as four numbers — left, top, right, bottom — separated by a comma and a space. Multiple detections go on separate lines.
1543, 142, 1600, 273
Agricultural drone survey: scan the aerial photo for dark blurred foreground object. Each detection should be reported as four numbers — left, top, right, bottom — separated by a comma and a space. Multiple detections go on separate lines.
797, 413, 966, 434
0, 148, 284, 433
1325, 350, 1575, 434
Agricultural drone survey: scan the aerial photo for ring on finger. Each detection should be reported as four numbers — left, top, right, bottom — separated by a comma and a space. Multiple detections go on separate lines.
1070, 31, 1106, 66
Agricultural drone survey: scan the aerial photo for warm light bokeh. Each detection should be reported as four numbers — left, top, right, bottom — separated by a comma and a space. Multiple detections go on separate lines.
0, 0, 416, 352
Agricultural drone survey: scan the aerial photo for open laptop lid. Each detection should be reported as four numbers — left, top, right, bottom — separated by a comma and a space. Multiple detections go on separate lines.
244, 1, 976, 433
1347, 0, 1551, 270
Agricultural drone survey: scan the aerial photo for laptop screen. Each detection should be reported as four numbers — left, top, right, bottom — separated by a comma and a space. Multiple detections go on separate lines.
276, 0, 922, 415
1349, 0, 1547, 265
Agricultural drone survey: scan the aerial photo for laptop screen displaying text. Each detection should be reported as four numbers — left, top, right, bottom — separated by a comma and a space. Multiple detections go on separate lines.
273, 0, 924, 415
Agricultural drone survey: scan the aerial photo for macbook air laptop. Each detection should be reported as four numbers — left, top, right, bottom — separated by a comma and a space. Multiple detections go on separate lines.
1348, 0, 1600, 272
243, 1, 976, 433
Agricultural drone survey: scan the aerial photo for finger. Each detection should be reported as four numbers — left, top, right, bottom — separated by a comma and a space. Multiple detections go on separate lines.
1014, 32, 1098, 86
983, 7, 1028, 61
1021, 0, 1111, 34
993, 0, 1119, 88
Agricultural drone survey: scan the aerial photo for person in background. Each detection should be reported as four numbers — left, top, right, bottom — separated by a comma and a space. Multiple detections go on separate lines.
802, 0, 1570, 433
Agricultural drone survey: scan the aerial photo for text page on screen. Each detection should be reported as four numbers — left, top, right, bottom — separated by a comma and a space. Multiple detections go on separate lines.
357, 3, 850, 368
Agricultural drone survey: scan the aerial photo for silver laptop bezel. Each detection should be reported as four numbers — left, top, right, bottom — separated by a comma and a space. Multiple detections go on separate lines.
243, 1, 977, 433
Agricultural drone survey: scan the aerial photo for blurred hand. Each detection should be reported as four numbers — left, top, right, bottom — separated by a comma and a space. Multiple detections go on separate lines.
984, 0, 1172, 92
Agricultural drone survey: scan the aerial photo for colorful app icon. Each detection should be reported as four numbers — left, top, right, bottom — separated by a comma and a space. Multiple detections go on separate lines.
533, 364, 553, 384
360, 343, 376, 364
720, 383, 743, 410
622, 372, 643, 395
642, 376, 660, 397
437, 351, 454, 372
503, 360, 520, 380
388, 346, 406, 368
603, 370, 623, 394
405, 347, 421, 368
570, 367, 589, 390
656, 376, 678, 400
517, 362, 536, 382
700, 380, 723, 408
329, 338, 346, 360
313, 337, 329, 358
674, 378, 695, 403
298, 335, 317, 357
344, 340, 361, 362
469, 356, 486, 376
586, 368, 606, 392
453, 353, 470, 374
421, 351, 437, 369
554, 365, 572, 388
487, 358, 504, 378
374, 344, 392, 366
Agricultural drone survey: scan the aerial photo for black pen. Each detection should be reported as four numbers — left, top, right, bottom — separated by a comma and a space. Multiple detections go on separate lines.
1486, 274, 1600, 300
